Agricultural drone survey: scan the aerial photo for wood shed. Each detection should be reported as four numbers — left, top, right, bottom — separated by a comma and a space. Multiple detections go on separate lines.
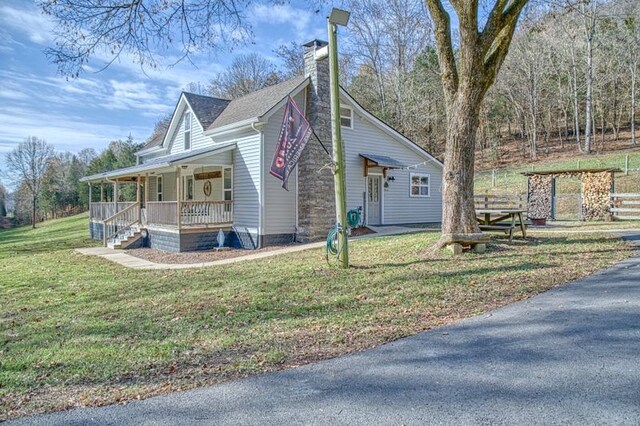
522, 168, 620, 222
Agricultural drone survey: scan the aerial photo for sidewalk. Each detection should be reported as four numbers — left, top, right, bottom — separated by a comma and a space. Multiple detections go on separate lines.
76, 225, 428, 270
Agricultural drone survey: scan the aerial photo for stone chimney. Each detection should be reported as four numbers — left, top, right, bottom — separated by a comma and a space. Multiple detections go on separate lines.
297, 39, 336, 242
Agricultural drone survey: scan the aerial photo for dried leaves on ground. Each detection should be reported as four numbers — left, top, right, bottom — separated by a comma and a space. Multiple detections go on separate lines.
0, 214, 634, 420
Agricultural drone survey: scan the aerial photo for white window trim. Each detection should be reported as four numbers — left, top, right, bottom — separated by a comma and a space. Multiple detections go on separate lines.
157, 176, 163, 201
410, 173, 431, 198
340, 105, 353, 130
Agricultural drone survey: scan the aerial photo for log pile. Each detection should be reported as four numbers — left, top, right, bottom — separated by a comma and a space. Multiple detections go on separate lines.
527, 175, 553, 219
581, 171, 612, 221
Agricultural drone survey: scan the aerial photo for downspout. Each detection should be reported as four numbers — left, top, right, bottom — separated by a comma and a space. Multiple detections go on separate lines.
252, 121, 264, 249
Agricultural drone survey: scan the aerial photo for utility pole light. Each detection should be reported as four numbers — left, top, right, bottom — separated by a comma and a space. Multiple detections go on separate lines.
328, 7, 350, 269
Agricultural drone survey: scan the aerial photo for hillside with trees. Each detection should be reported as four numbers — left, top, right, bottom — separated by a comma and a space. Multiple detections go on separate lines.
3, 136, 142, 227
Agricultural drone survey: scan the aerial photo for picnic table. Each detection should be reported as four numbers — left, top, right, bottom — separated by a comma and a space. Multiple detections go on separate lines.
476, 208, 527, 241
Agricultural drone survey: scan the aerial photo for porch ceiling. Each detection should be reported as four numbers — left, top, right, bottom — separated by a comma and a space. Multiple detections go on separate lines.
80, 143, 236, 183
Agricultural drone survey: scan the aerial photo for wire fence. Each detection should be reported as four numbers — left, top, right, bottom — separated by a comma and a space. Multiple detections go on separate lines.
476, 153, 640, 195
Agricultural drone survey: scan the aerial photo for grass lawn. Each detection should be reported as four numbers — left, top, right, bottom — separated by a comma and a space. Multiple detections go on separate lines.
475, 150, 640, 195
0, 214, 636, 420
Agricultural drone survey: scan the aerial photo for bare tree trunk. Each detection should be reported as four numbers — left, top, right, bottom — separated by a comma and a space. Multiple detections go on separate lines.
612, 75, 620, 140
632, 63, 637, 146
440, 92, 481, 237
571, 43, 581, 151
32, 196, 37, 228
582, 0, 597, 154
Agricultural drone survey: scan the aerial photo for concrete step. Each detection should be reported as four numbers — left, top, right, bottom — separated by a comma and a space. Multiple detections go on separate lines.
107, 231, 143, 250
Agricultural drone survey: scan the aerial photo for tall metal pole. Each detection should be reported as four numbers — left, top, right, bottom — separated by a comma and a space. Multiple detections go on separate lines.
328, 17, 349, 268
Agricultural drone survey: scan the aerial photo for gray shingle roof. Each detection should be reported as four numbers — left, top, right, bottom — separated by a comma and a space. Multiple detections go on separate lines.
141, 131, 164, 150
81, 142, 236, 182
183, 92, 231, 129
207, 76, 309, 131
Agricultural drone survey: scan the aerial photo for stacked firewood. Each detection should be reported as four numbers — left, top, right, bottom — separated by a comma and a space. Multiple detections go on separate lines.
527, 175, 553, 219
581, 171, 612, 221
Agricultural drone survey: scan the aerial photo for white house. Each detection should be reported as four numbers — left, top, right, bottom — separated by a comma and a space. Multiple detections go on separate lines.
81, 40, 443, 251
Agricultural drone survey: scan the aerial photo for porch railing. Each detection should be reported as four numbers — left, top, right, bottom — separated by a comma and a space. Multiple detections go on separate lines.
90, 202, 137, 222
180, 201, 233, 225
103, 202, 140, 246
145, 202, 178, 226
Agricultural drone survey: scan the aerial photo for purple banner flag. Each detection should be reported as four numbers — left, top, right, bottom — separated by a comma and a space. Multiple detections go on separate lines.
270, 96, 313, 190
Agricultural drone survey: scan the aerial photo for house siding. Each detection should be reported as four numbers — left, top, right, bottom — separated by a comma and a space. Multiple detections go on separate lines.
192, 166, 224, 201
147, 176, 158, 201
261, 91, 305, 236
229, 131, 261, 244
168, 105, 213, 155
160, 171, 177, 201
341, 99, 443, 225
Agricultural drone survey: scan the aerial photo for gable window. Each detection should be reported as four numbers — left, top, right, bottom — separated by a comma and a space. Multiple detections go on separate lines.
184, 111, 191, 150
157, 176, 163, 201
340, 106, 353, 129
410, 173, 430, 197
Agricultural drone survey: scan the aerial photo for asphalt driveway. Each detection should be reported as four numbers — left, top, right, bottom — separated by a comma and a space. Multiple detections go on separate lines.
12, 234, 640, 425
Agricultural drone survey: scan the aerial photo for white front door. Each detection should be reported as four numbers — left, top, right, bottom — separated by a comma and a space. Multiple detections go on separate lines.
367, 176, 382, 225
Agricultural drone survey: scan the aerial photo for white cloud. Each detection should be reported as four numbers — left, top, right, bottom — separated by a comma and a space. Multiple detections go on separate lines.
251, 4, 313, 34
0, 5, 54, 45
0, 105, 149, 156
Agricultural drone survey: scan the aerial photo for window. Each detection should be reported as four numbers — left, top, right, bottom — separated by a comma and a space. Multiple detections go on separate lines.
184, 111, 191, 150
185, 176, 194, 200
340, 106, 353, 129
157, 176, 163, 201
410, 173, 430, 197
223, 167, 232, 212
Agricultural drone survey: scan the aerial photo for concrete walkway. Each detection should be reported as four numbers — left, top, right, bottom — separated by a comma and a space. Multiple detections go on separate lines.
17, 233, 640, 425
75, 225, 428, 270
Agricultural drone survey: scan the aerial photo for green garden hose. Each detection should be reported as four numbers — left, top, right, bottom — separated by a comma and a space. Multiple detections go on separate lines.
347, 209, 361, 228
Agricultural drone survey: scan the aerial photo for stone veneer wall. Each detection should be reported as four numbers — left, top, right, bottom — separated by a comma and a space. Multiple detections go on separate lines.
147, 228, 240, 252
89, 221, 104, 240
296, 40, 336, 243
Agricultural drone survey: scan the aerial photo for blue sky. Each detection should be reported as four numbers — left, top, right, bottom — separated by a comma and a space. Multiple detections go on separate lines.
0, 0, 330, 173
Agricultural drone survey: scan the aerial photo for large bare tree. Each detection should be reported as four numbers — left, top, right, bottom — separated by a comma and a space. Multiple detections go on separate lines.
39, 0, 257, 77
5, 137, 54, 228
207, 53, 281, 99
424, 0, 529, 246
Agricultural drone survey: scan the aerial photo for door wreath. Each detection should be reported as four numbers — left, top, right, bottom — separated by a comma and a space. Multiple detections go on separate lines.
203, 180, 212, 196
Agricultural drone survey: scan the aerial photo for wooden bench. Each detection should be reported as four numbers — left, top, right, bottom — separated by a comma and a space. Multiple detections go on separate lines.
474, 194, 527, 211
475, 194, 528, 241
476, 209, 527, 241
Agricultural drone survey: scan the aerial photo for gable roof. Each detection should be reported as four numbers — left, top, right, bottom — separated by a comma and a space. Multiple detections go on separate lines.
206, 75, 309, 132
183, 92, 230, 129
340, 87, 443, 168
140, 131, 164, 151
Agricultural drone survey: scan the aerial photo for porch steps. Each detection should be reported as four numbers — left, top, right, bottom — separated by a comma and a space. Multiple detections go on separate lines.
107, 225, 144, 250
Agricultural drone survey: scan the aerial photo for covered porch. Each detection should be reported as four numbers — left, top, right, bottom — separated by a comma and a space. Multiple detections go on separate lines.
82, 144, 236, 248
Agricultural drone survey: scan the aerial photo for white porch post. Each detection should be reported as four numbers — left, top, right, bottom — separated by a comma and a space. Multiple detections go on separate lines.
176, 167, 182, 230
136, 175, 141, 223
144, 173, 149, 206
100, 182, 104, 202
113, 179, 119, 204
88, 183, 92, 216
